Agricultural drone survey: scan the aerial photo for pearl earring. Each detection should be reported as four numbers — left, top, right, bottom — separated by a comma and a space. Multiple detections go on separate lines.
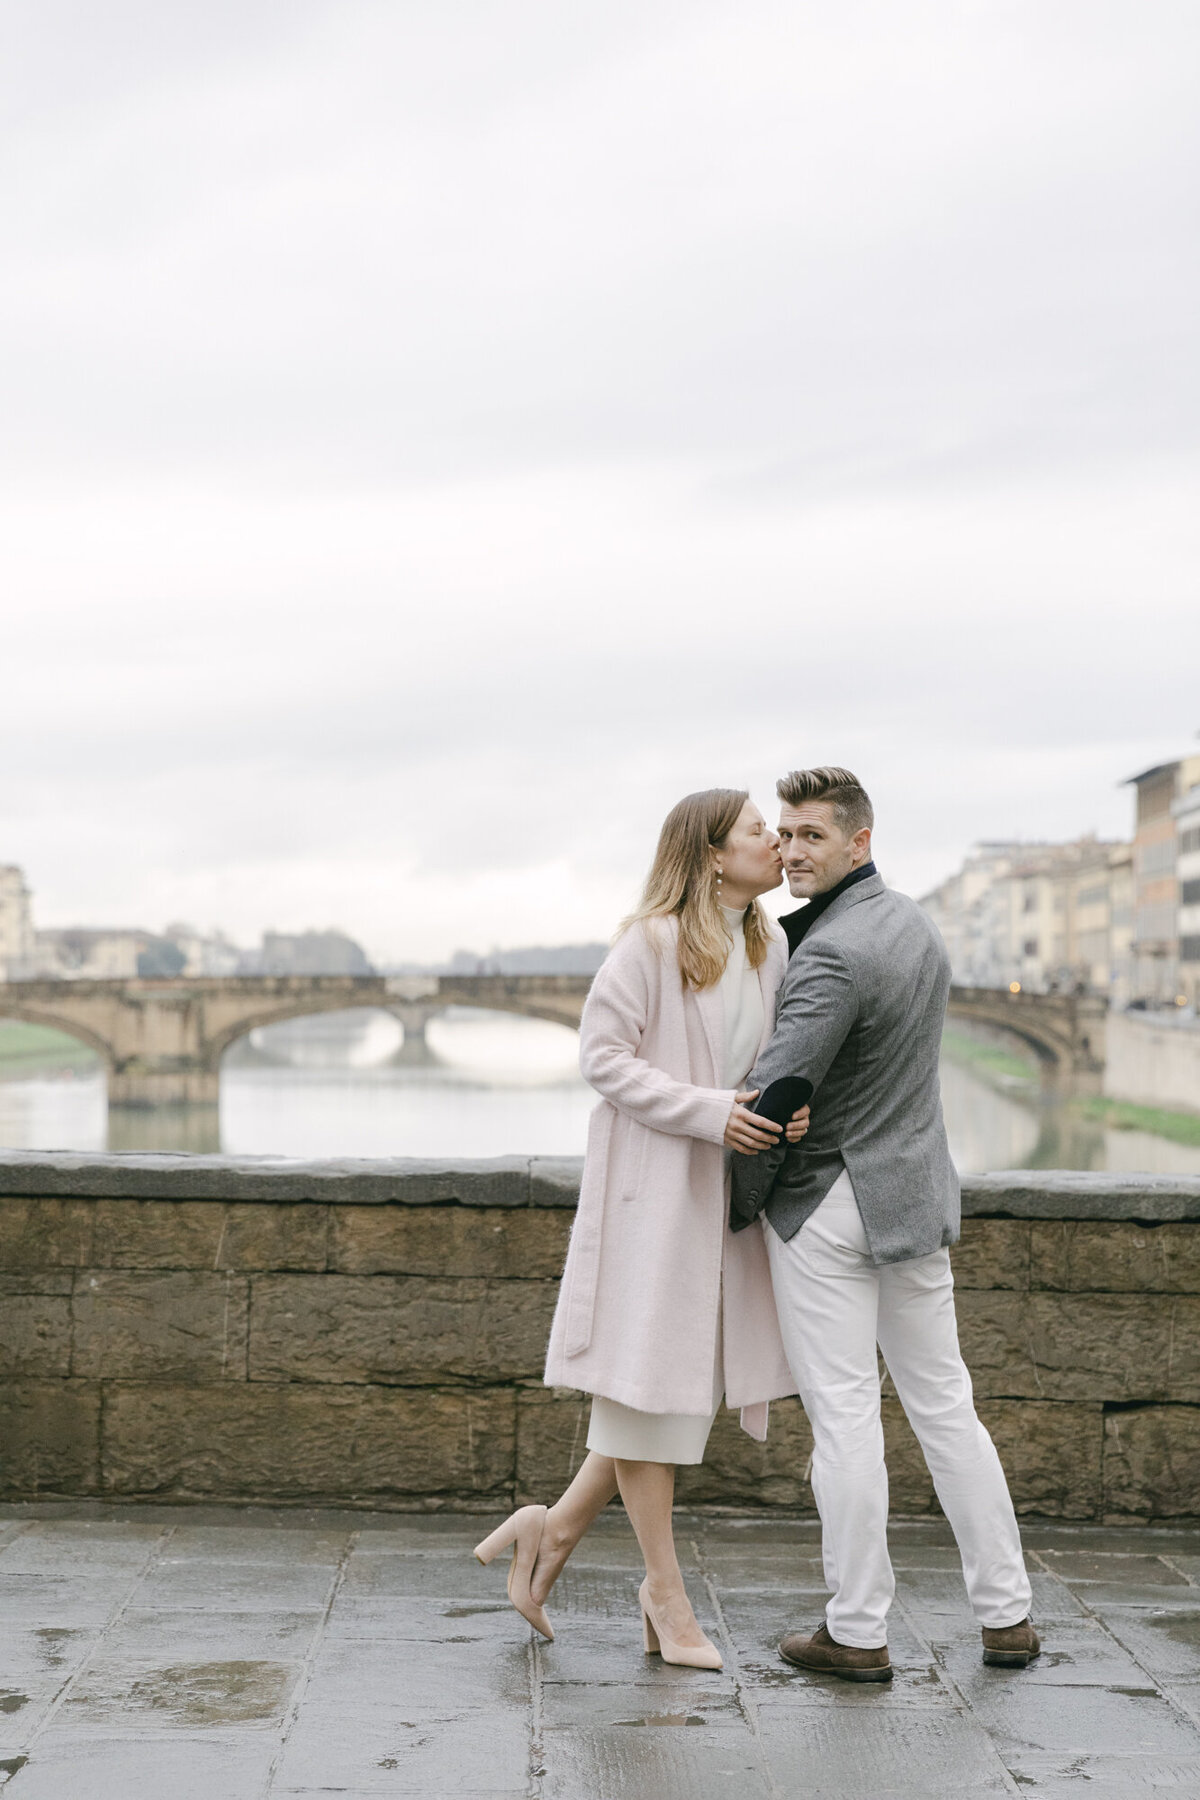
715, 868, 723, 888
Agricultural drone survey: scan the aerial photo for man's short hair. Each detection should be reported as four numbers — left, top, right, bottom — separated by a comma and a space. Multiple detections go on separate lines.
776, 766, 874, 836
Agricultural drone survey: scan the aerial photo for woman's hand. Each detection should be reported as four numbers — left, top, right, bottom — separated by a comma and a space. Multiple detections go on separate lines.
724, 1089, 784, 1156
785, 1104, 811, 1144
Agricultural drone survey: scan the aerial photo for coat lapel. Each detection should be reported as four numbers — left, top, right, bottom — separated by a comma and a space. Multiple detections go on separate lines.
693, 978, 725, 1087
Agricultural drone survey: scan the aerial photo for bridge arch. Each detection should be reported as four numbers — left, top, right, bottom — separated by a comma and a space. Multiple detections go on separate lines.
945, 986, 1106, 1087
0, 997, 114, 1070
204, 999, 412, 1071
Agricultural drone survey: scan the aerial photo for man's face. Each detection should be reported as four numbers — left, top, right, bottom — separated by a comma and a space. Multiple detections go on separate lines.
777, 801, 872, 898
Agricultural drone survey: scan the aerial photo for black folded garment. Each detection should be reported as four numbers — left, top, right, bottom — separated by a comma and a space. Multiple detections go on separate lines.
728, 1075, 814, 1232
751, 1075, 813, 1129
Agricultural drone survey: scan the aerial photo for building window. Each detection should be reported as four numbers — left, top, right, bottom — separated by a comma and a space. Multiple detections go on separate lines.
1023, 891, 1037, 913
1180, 826, 1200, 856
1182, 937, 1200, 964
1182, 879, 1200, 906
1023, 939, 1038, 957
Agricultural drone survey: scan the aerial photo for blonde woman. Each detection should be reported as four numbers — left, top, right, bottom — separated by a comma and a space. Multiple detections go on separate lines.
475, 789, 807, 1668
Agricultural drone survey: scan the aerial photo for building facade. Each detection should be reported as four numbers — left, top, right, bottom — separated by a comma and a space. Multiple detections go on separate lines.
1176, 777, 1200, 1010
0, 865, 34, 980
1127, 755, 1200, 1005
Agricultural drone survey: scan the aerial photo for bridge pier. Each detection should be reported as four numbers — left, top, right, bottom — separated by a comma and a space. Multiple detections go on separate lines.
109, 1062, 220, 1109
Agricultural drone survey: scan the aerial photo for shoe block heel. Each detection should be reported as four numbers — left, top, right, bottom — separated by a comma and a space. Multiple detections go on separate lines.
641, 1608, 660, 1655
473, 1521, 516, 1567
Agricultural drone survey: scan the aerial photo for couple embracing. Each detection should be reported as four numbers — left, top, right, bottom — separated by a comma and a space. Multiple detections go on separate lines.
475, 766, 1039, 1682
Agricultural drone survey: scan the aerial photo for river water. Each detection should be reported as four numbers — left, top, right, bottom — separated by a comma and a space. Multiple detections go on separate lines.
1, 1007, 1199, 1174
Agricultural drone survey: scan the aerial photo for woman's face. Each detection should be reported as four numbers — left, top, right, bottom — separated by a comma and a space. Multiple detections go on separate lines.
716, 801, 784, 900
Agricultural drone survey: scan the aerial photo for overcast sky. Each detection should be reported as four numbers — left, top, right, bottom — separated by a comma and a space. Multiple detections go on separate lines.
3, 0, 1198, 962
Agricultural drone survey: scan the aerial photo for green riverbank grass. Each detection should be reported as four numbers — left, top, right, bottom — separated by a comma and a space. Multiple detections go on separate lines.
1078, 1096, 1200, 1148
0, 1020, 98, 1074
940, 1027, 1038, 1084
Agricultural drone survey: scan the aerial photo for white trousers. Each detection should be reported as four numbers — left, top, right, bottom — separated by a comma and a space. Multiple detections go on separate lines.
764, 1171, 1032, 1648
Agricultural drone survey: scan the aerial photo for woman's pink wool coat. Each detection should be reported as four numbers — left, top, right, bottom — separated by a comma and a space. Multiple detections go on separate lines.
543, 914, 796, 1438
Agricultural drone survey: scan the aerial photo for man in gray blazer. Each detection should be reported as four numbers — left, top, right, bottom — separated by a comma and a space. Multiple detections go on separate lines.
731, 766, 1037, 1683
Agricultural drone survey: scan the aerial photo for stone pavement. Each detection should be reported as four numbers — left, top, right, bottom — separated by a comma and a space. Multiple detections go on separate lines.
3, 1506, 1200, 1797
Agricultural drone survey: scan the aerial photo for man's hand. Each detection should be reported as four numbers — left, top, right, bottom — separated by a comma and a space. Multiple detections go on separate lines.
785, 1104, 811, 1143
724, 1089, 785, 1156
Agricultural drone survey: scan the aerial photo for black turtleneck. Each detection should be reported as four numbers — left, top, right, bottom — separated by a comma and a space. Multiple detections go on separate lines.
780, 860, 877, 958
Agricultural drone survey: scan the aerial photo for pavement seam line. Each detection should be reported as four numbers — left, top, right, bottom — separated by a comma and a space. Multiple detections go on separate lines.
528, 1633, 545, 1800
260, 1525, 357, 1799
890, 1581, 1026, 1798
1052, 1548, 1200, 1738
21, 1519, 178, 1753
691, 1533, 782, 1800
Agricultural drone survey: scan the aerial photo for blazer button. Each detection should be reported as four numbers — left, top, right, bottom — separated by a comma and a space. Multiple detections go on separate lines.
749, 1190, 760, 1202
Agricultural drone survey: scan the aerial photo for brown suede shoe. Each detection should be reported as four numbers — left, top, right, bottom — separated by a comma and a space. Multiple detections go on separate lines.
779, 1622, 893, 1683
981, 1617, 1041, 1667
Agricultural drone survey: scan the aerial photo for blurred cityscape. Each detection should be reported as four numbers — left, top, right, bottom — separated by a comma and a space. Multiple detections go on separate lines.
920, 751, 1200, 1011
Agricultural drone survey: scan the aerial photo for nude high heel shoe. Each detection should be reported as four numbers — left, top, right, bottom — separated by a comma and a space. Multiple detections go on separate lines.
639, 1578, 722, 1670
473, 1504, 554, 1641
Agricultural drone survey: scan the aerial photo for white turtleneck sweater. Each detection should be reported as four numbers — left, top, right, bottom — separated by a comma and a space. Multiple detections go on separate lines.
720, 905, 764, 1089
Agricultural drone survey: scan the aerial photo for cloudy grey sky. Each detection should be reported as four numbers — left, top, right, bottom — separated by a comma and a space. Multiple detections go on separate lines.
3, 0, 1198, 961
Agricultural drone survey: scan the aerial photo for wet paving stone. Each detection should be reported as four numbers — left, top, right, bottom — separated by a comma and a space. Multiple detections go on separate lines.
133, 1558, 336, 1613
1093, 1607, 1200, 1682
1004, 1752, 1200, 1793
1, 1504, 1199, 1796
274, 1704, 532, 1793
753, 1698, 1014, 1796
1, 1734, 280, 1800
338, 1551, 504, 1602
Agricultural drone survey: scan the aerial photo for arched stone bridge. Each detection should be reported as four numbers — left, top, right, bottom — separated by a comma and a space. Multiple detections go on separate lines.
0, 973, 1108, 1109
946, 985, 1108, 1090
0, 974, 594, 1108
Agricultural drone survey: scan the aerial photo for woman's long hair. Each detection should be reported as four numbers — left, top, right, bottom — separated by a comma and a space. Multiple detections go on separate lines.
619, 788, 771, 990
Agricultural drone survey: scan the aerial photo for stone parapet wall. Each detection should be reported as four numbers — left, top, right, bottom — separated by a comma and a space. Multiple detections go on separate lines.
1, 1152, 1199, 1518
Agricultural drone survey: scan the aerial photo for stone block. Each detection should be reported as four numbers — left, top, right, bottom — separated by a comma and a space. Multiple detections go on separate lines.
1031, 1221, 1200, 1293
329, 1205, 570, 1278
101, 1382, 515, 1498
515, 1387, 593, 1503
529, 1158, 582, 1208
0, 1272, 73, 1376
88, 1200, 328, 1271
71, 1271, 249, 1380
677, 1397, 815, 1508
0, 1380, 101, 1494
91, 1200, 224, 1268
217, 1205, 329, 1271
248, 1274, 554, 1384
0, 1197, 95, 1267
1103, 1406, 1200, 1517
950, 1220, 1030, 1289
956, 1292, 1200, 1403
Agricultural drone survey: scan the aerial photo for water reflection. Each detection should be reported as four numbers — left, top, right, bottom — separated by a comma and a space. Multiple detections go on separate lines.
0, 1006, 1198, 1173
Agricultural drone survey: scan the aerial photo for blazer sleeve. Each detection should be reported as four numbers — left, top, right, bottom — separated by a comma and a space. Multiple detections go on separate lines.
749, 935, 859, 1093
579, 928, 735, 1146
729, 936, 859, 1226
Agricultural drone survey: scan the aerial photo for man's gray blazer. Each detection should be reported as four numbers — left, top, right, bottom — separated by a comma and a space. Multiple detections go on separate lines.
730, 872, 960, 1264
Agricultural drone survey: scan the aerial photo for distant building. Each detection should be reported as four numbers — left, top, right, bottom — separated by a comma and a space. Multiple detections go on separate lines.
1176, 776, 1200, 1010
0, 864, 34, 980
445, 943, 609, 977
920, 836, 1130, 997
162, 924, 242, 978
33, 928, 146, 980
1125, 754, 1200, 1004
254, 931, 373, 977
